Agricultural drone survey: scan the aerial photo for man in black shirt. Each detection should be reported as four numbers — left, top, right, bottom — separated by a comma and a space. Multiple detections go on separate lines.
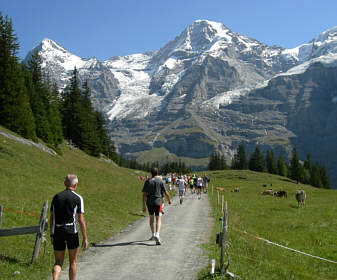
50, 174, 88, 280
142, 168, 171, 245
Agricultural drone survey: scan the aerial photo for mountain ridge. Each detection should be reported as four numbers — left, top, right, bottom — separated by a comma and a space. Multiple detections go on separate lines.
24, 20, 337, 184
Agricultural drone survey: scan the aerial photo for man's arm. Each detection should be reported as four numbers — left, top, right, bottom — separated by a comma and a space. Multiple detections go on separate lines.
164, 191, 171, 204
142, 192, 147, 212
78, 213, 88, 250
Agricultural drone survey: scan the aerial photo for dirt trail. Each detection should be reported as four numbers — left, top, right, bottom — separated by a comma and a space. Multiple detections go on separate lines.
56, 191, 212, 280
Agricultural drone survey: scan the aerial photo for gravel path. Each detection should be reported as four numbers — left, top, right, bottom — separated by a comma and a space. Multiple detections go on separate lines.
56, 191, 212, 280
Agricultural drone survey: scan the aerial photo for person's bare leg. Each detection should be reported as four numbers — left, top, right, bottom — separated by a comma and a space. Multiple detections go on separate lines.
68, 248, 79, 280
156, 215, 162, 233
149, 215, 155, 234
52, 250, 65, 280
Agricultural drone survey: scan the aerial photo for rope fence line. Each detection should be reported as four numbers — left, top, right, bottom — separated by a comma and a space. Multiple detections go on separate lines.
231, 226, 337, 265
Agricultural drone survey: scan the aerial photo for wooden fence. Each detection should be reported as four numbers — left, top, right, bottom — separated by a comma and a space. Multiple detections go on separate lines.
0, 201, 48, 264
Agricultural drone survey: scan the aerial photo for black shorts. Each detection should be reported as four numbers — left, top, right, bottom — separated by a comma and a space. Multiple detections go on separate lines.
53, 227, 79, 251
147, 204, 162, 216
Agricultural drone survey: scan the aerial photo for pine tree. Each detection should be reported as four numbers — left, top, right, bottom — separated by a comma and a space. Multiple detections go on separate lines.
231, 144, 247, 170
47, 83, 63, 147
320, 165, 331, 189
248, 147, 265, 172
310, 164, 323, 188
289, 148, 305, 183
277, 154, 287, 177
27, 51, 53, 144
0, 13, 36, 139
209, 151, 224, 170
266, 150, 277, 174
62, 67, 83, 146
303, 153, 313, 172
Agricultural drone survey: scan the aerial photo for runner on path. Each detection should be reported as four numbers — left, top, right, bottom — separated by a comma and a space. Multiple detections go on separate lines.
196, 176, 203, 199
142, 168, 171, 245
50, 174, 88, 280
177, 176, 186, 204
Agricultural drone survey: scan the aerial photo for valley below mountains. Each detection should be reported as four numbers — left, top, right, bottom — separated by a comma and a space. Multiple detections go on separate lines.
25, 20, 337, 184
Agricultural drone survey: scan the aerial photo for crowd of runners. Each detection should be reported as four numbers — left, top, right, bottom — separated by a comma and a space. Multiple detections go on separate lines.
141, 169, 210, 246
163, 173, 210, 202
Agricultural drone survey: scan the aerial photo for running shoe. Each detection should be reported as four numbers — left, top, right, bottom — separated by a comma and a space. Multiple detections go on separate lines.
154, 234, 161, 245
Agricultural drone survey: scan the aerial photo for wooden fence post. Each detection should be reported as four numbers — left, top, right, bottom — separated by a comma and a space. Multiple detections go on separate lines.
0, 205, 2, 228
31, 200, 48, 264
221, 195, 223, 212
220, 201, 228, 274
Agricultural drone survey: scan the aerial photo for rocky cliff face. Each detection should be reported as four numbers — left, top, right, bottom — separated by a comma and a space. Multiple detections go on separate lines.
25, 20, 337, 184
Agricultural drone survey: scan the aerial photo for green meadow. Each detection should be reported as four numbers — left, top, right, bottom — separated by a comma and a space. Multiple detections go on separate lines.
198, 170, 337, 280
1, 126, 337, 280
0, 126, 148, 279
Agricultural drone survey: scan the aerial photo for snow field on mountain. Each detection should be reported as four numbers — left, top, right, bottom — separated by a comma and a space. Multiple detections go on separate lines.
29, 21, 337, 120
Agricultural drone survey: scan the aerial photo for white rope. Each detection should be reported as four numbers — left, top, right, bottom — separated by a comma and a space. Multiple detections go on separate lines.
233, 227, 337, 265
257, 236, 337, 264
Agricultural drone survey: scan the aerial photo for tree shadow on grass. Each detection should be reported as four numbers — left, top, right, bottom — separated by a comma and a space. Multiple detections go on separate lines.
91, 240, 157, 247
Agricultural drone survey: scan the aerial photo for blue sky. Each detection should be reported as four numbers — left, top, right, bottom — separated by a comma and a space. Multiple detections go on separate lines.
1, 0, 337, 61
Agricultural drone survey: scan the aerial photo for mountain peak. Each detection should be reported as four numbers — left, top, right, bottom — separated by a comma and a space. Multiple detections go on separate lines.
316, 26, 337, 43
38, 38, 69, 55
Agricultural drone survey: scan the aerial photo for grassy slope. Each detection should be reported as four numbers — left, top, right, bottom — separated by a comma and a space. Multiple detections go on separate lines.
198, 170, 337, 280
0, 126, 147, 279
1, 126, 337, 279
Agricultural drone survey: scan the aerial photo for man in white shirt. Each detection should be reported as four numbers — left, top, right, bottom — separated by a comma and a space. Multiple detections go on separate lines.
177, 176, 186, 204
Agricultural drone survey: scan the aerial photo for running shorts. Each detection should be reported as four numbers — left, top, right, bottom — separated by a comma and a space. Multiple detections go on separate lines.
53, 227, 79, 251
179, 190, 184, 196
147, 204, 162, 216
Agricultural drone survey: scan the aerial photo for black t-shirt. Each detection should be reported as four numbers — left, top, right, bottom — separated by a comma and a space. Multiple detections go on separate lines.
142, 177, 166, 206
51, 189, 84, 234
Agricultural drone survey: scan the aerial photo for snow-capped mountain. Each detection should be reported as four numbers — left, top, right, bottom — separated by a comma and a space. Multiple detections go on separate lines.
25, 20, 337, 184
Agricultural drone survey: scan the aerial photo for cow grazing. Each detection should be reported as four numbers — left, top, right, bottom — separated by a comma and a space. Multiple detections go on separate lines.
296, 190, 306, 207
216, 187, 225, 192
231, 188, 240, 193
274, 190, 287, 198
261, 189, 274, 196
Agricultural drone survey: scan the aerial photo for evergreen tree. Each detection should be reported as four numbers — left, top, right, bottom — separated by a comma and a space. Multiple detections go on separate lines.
47, 83, 63, 147
0, 13, 36, 139
248, 147, 265, 172
266, 150, 277, 174
209, 151, 224, 170
303, 153, 313, 172
289, 148, 305, 183
310, 164, 323, 188
27, 51, 53, 144
320, 165, 331, 189
231, 144, 247, 170
277, 154, 287, 177
62, 67, 83, 146
220, 154, 228, 170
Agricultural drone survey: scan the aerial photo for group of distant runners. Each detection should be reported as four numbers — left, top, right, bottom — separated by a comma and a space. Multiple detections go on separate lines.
142, 170, 210, 245
49, 170, 209, 279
